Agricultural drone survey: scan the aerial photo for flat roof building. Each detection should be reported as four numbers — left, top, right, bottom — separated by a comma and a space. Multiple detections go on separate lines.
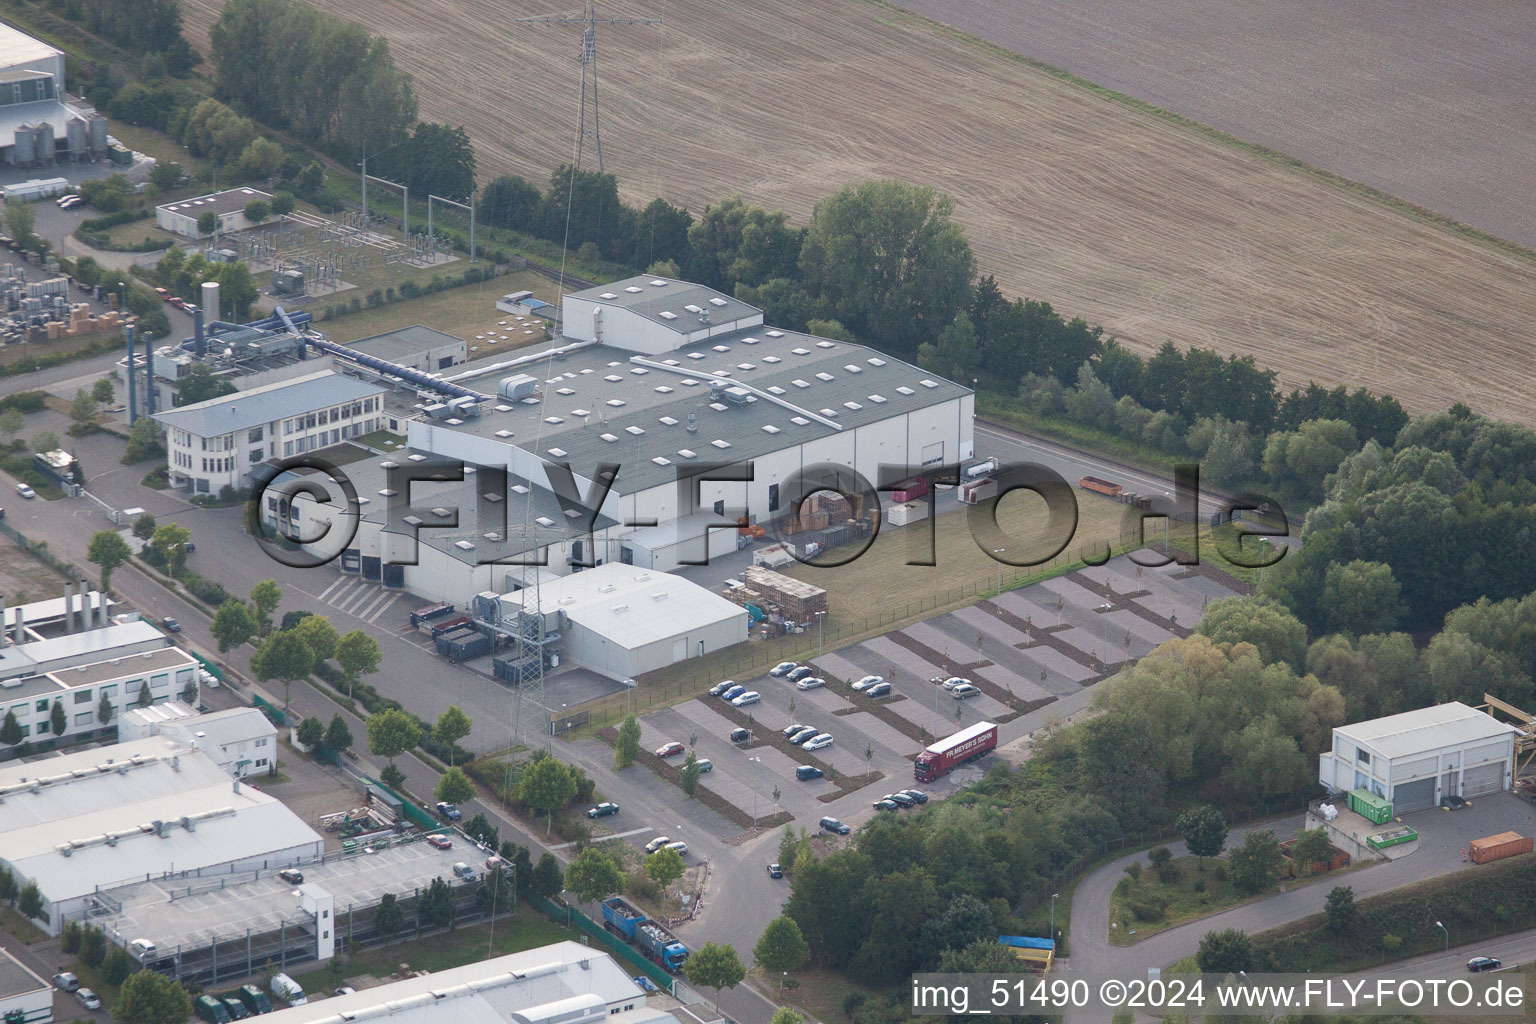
1319, 701, 1519, 813
0, 946, 50, 1024
348, 326, 467, 373
155, 187, 274, 238
117, 704, 277, 778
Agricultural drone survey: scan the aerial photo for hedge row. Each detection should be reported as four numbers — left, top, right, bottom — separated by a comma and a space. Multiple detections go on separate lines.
79, 208, 151, 233
0, 336, 124, 379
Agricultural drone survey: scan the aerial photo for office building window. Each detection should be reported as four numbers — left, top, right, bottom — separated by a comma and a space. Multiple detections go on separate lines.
74, 711, 93, 727
74, 689, 92, 704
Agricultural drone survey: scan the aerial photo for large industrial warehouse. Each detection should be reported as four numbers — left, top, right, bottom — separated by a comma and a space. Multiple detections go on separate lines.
1318, 701, 1520, 813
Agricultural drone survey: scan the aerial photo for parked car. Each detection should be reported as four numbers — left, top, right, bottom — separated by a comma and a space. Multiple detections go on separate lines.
654, 741, 685, 758
435, 801, 462, 821
786, 666, 814, 682
694, 759, 713, 773
269, 974, 306, 1006
15, 483, 33, 498
865, 682, 892, 698
643, 836, 672, 854
795, 676, 825, 691
55, 194, 79, 208
951, 683, 981, 700
277, 868, 304, 884
873, 797, 899, 811
795, 765, 824, 781
52, 972, 79, 992
899, 789, 929, 804
76, 989, 102, 1011
128, 938, 158, 961
787, 726, 818, 744
721, 684, 746, 701
1468, 956, 1503, 972
155, 286, 171, 300
221, 996, 250, 1020
162, 617, 181, 633
802, 733, 834, 751
729, 727, 751, 743
664, 840, 688, 856
451, 862, 476, 880
852, 675, 884, 691
426, 834, 452, 850
769, 661, 799, 677
782, 722, 809, 738
195, 995, 231, 1024
767, 862, 783, 879
941, 676, 970, 690
1441, 794, 1467, 810
887, 791, 915, 808
587, 802, 620, 818
169, 296, 186, 309
730, 690, 761, 707
819, 816, 850, 835
708, 680, 736, 697
236, 984, 271, 1015
334, 987, 357, 997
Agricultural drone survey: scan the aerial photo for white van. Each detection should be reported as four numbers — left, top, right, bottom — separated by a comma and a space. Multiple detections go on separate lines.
128, 938, 157, 961
270, 973, 307, 1006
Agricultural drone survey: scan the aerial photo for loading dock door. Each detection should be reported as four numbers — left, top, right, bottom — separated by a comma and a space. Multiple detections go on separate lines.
1463, 760, 1505, 797
1392, 777, 1435, 813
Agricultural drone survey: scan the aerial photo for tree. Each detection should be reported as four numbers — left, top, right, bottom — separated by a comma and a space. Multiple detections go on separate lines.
115, 969, 192, 1024
91, 376, 115, 406
0, 408, 23, 444
293, 613, 338, 662
0, 864, 14, 903
270, 191, 296, 216
396, 122, 476, 202
434, 766, 475, 806
176, 363, 237, 406
1196, 928, 1255, 975
0, 709, 19, 746
250, 579, 282, 633
211, 600, 257, 662
374, 892, 403, 940
149, 160, 184, 191
97, 690, 115, 727
433, 705, 472, 765
366, 709, 421, 766
1319, 560, 1407, 637
614, 714, 641, 769
132, 512, 158, 541
682, 941, 746, 1011
564, 847, 623, 903
519, 755, 578, 834
1290, 828, 1334, 874
1228, 829, 1282, 895
419, 876, 456, 929
99, 945, 133, 985
150, 523, 191, 576
252, 630, 314, 713
17, 881, 42, 921
799, 180, 975, 355
531, 852, 564, 899
296, 716, 324, 748
1197, 596, 1309, 670
464, 813, 498, 849
4, 201, 35, 251
324, 714, 353, 754
334, 629, 380, 698
71, 388, 98, 424
646, 846, 686, 889
30, 431, 59, 454
916, 311, 980, 386
136, 679, 152, 707
197, 210, 217, 236
753, 916, 810, 996
123, 417, 163, 463
769, 1009, 803, 1024
49, 700, 65, 738
480, 174, 542, 230
244, 199, 270, 224
78, 924, 105, 968
1176, 806, 1228, 868
87, 530, 132, 591
1325, 885, 1360, 934
680, 751, 702, 798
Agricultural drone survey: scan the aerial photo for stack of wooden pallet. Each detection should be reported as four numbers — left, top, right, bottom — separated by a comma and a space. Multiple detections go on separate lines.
742, 566, 828, 621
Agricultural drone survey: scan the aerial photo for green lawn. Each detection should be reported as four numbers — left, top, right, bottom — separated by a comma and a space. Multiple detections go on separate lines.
0, 905, 47, 943
316, 272, 558, 347
291, 911, 573, 994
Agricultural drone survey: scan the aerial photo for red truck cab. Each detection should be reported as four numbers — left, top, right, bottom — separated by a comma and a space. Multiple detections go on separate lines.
914, 721, 998, 782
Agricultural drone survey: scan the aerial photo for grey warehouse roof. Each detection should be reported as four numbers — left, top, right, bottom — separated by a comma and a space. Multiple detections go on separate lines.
157, 186, 274, 219
0, 948, 46, 999
1337, 701, 1519, 760
0, 23, 61, 68
154, 370, 386, 438
348, 325, 465, 363
431, 326, 970, 494
571, 274, 763, 332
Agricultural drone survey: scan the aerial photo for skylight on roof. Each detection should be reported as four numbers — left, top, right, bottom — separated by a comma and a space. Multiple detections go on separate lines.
544, 416, 563, 424
604, 374, 622, 382
548, 447, 567, 457
708, 402, 729, 412
896, 386, 915, 395
920, 379, 940, 388
599, 292, 617, 299
791, 347, 810, 356
762, 425, 782, 435
816, 372, 835, 382
678, 449, 697, 458
608, 361, 623, 367
650, 279, 668, 286
869, 394, 888, 404
817, 341, 836, 349
652, 456, 671, 465
843, 364, 863, 373
659, 311, 677, 320
767, 330, 784, 337
790, 416, 809, 425
738, 363, 755, 370
630, 367, 649, 375
556, 387, 575, 395
626, 425, 645, 435
712, 344, 730, 352
607, 399, 626, 407
711, 439, 731, 449
685, 304, 703, 314
600, 433, 619, 442
742, 337, 759, 344
378, 488, 398, 497
654, 386, 674, 394
792, 379, 811, 388
512, 484, 530, 495
408, 454, 427, 461
663, 358, 680, 366
659, 416, 678, 425
763, 355, 782, 363
714, 369, 732, 376
572, 408, 591, 417
563, 508, 582, 518
495, 429, 514, 438
495, 404, 513, 412
767, 385, 786, 395
710, 297, 728, 306
680, 379, 700, 386
454, 540, 475, 551
625, 286, 643, 293
580, 368, 594, 374
868, 357, 887, 367
536, 516, 555, 527
844, 401, 863, 411
687, 352, 707, 360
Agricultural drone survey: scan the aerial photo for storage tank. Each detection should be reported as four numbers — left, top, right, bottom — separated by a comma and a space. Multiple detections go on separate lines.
1468, 831, 1533, 864
87, 113, 108, 157
65, 117, 87, 162
201, 281, 220, 320
12, 125, 35, 167
30, 123, 53, 165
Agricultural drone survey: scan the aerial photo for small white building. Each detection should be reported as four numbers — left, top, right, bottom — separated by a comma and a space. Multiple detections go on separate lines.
1318, 701, 1519, 813
496, 290, 557, 321
347, 325, 466, 373
154, 370, 388, 495
117, 705, 277, 778
155, 187, 275, 238
0, 947, 51, 1024
501, 564, 749, 681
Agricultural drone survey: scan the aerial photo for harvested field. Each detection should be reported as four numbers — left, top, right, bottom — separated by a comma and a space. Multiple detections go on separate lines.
181, 0, 1536, 425
893, 0, 1536, 248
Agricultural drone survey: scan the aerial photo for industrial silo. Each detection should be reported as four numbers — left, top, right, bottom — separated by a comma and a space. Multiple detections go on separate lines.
87, 113, 108, 159
65, 117, 87, 163
30, 122, 53, 165
11, 124, 35, 166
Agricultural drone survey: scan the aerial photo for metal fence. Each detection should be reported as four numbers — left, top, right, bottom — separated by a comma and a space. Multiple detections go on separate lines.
528, 894, 675, 993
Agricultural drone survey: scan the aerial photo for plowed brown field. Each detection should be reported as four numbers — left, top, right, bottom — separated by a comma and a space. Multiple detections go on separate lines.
179, 0, 1536, 424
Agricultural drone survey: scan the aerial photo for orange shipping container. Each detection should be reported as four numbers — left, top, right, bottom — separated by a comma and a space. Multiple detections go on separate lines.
1468, 831, 1533, 864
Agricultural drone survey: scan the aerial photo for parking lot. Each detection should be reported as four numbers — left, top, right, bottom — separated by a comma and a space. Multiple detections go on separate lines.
625, 553, 1248, 833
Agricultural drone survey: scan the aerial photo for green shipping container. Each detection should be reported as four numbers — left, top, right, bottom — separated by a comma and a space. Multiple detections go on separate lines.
1348, 788, 1393, 824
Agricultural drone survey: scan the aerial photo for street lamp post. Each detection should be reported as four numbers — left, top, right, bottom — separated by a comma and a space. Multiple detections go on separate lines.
748, 756, 762, 832
815, 610, 826, 669
1436, 920, 1448, 951
1050, 892, 1059, 941
994, 547, 1005, 596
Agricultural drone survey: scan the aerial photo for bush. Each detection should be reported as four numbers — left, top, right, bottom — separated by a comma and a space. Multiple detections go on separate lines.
185, 575, 235, 607
1381, 933, 1402, 952
79, 209, 152, 233
843, 992, 867, 1018
1130, 893, 1168, 921
1124, 861, 1142, 881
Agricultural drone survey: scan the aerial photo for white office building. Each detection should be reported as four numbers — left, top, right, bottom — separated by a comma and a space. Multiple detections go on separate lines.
116, 704, 277, 778
1318, 701, 1519, 813
155, 370, 388, 495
